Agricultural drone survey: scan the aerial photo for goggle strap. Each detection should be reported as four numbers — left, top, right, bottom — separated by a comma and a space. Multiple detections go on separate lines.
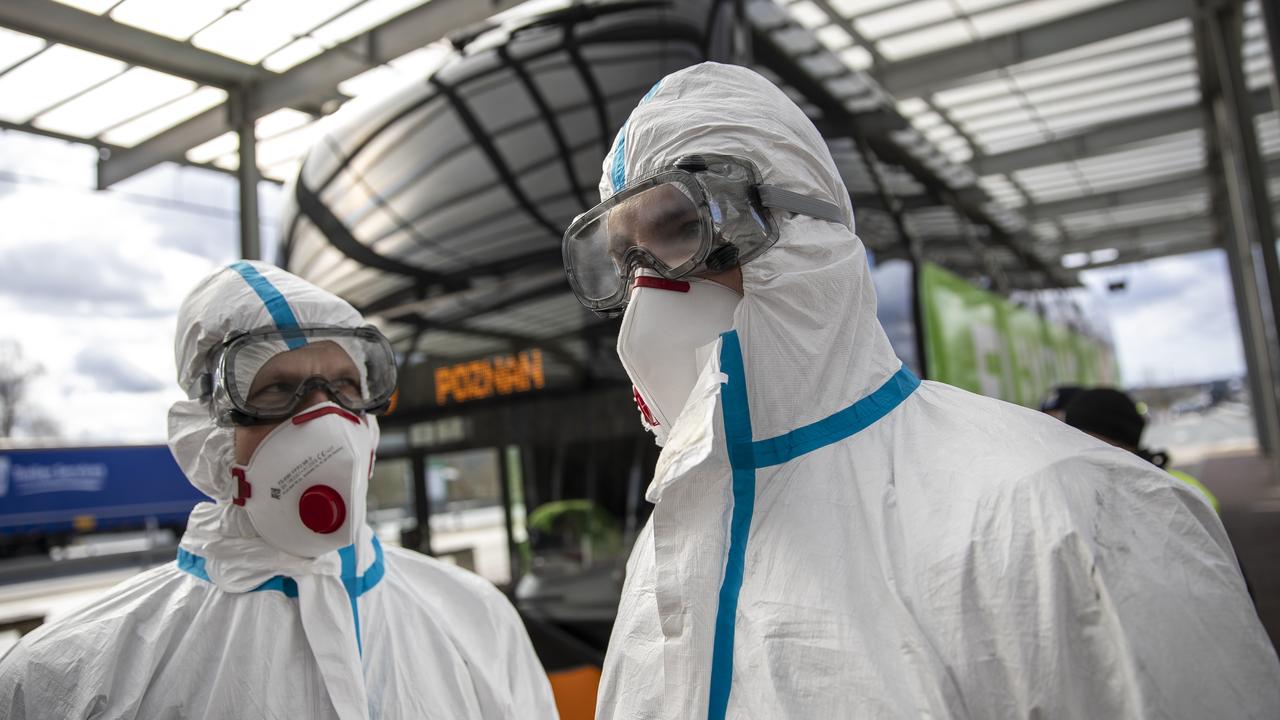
757, 185, 847, 227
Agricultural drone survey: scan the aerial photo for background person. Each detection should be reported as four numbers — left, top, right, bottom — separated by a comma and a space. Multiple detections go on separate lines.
1064, 386, 1220, 512
1038, 383, 1082, 420
0, 261, 558, 720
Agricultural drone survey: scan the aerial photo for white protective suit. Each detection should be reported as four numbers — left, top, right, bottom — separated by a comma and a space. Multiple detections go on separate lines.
595, 63, 1280, 719
0, 261, 558, 720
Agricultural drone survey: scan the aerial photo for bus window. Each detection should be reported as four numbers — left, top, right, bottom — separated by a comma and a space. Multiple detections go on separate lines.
427, 448, 511, 585
368, 456, 415, 544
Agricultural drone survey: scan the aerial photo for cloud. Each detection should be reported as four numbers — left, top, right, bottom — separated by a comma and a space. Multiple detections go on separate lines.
153, 218, 239, 260
0, 132, 280, 442
73, 346, 166, 393
0, 240, 162, 309
108, 160, 284, 262
0, 131, 97, 186
1081, 250, 1246, 387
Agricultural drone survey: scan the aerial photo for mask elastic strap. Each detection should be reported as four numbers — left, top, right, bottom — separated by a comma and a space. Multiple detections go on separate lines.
757, 185, 848, 227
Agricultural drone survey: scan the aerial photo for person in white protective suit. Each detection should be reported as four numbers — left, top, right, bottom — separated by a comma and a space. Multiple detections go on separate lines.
561, 62, 1280, 719
0, 261, 558, 720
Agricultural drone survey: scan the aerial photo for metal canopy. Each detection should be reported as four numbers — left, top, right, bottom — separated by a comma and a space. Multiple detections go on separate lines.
0, 0, 271, 86
0, 1, 1276, 322
4, 0, 1267, 278
0, 0, 530, 186
276, 0, 721, 398
800, 0, 1280, 277
877, 0, 1191, 99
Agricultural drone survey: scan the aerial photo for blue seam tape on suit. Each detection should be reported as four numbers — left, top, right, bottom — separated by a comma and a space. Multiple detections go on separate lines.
610, 131, 628, 192
608, 80, 663, 192
707, 331, 756, 720
176, 534, 385, 638
176, 546, 212, 582
706, 334, 920, 719
744, 365, 920, 469
336, 542, 384, 656
229, 261, 306, 349
253, 574, 299, 597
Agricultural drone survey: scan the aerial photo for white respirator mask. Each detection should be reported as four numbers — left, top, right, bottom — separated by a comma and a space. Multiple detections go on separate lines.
617, 272, 741, 445
231, 402, 377, 558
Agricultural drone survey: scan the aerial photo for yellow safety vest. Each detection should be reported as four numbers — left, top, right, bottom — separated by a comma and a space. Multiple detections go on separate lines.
1169, 469, 1220, 513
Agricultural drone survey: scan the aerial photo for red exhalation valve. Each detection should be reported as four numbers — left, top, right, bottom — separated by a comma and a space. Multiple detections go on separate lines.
633, 386, 660, 428
298, 484, 346, 534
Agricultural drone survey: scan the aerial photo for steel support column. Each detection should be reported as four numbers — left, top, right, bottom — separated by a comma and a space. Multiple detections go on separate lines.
1207, 3, 1280, 335
1260, 0, 1280, 119
498, 445, 520, 588
1197, 0, 1280, 457
409, 452, 433, 555
235, 91, 261, 261
1220, 200, 1280, 455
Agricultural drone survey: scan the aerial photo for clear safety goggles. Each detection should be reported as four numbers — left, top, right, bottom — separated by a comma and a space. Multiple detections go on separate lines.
204, 325, 397, 426
562, 154, 846, 315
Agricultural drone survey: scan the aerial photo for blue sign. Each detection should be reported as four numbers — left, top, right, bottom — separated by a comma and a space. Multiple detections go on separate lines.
0, 445, 207, 536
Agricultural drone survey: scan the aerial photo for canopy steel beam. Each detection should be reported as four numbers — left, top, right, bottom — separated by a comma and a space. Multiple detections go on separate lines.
373, 274, 568, 325
751, 25, 1071, 287
1045, 219, 1216, 254
399, 312, 589, 378
0, 0, 270, 87
1024, 170, 1211, 220
0, 118, 275, 184
972, 89, 1270, 176
1022, 156, 1280, 220
974, 106, 1202, 176
877, 0, 1192, 99
1070, 235, 1218, 271
356, 248, 568, 316
235, 91, 261, 261
97, 0, 528, 189
97, 108, 229, 190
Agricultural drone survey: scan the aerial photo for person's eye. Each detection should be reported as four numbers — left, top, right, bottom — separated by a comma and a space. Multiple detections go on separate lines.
609, 233, 634, 260
250, 383, 294, 402
330, 376, 361, 394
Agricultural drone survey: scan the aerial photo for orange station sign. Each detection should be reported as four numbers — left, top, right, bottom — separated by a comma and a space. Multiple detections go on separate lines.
434, 348, 546, 405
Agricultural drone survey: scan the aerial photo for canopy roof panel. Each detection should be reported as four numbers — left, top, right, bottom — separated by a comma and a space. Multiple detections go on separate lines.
802, 0, 1277, 272
0, 0, 533, 181
4, 0, 1256, 273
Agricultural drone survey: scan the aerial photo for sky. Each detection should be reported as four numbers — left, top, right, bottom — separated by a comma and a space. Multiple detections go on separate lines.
0, 129, 1253, 444
1079, 249, 1247, 387
0, 130, 281, 444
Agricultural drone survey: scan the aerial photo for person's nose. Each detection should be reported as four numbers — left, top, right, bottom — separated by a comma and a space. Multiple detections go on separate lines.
299, 385, 332, 411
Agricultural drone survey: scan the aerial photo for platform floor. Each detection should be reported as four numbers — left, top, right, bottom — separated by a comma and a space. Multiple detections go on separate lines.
1191, 449, 1280, 652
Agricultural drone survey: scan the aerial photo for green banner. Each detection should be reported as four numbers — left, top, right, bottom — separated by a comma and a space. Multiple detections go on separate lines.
919, 263, 1117, 406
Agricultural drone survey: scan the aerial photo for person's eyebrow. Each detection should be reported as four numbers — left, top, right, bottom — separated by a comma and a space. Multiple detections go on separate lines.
643, 201, 697, 228
616, 202, 697, 251
249, 366, 302, 389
